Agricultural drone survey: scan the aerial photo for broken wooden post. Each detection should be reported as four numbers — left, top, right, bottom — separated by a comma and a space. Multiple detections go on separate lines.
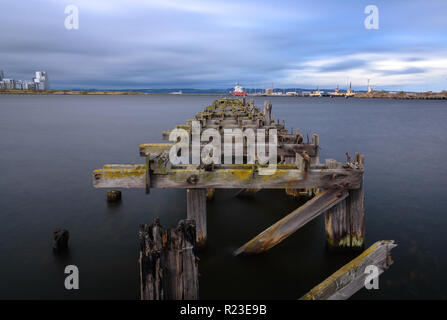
348, 177, 365, 248
311, 134, 320, 165
285, 151, 310, 197
53, 229, 69, 252
300, 240, 396, 300
296, 151, 310, 172
234, 188, 349, 255
139, 219, 199, 300
145, 155, 151, 194
94, 163, 363, 190
187, 188, 207, 246
107, 190, 121, 202
263, 100, 272, 124
325, 156, 365, 251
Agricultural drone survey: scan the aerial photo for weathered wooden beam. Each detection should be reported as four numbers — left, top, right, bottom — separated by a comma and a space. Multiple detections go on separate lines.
162, 126, 303, 141
93, 164, 363, 190
263, 100, 272, 124
187, 189, 207, 246
139, 143, 173, 156
284, 152, 306, 197
300, 240, 397, 300
53, 229, 69, 252
140, 143, 318, 157
234, 188, 349, 255
139, 219, 199, 300
325, 158, 343, 169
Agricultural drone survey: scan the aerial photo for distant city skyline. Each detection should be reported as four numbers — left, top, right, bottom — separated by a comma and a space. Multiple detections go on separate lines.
0, 70, 49, 91
1, 0, 447, 91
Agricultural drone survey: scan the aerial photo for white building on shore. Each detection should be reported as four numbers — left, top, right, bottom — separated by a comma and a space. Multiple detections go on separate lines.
33, 71, 49, 90
0, 70, 50, 91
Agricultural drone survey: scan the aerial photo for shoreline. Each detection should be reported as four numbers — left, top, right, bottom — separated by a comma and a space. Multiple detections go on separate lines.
1, 89, 446, 100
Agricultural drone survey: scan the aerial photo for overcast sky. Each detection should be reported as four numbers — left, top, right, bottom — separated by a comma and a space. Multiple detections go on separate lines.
1, 0, 447, 91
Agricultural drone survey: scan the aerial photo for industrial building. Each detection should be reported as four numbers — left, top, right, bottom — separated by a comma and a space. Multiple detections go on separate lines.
0, 70, 49, 91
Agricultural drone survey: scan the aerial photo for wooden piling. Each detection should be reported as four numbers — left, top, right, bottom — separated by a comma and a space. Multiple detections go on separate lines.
139, 219, 199, 300
53, 229, 69, 252
311, 134, 320, 165
263, 100, 272, 125
285, 151, 310, 197
187, 188, 207, 246
106, 190, 121, 202
325, 156, 365, 251
145, 155, 151, 194
94, 163, 363, 190
348, 179, 365, 249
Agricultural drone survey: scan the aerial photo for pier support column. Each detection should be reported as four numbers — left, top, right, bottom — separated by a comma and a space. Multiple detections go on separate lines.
285, 151, 313, 198
311, 134, 320, 165
348, 183, 365, 248
263, 100, 272, 124
187, 188, 207, 246
325, 198, 350, 250
325, 186, 365, 251
325, 157, 365, 251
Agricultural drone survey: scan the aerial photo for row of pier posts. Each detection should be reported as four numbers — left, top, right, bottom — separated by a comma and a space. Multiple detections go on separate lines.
95, 97, 367, 299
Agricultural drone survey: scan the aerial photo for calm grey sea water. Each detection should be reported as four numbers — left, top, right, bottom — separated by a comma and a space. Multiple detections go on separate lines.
0, 94, 446, 299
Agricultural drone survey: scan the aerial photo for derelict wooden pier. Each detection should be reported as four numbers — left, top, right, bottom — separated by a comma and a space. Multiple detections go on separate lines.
92, 97, 389, 300
93, 98, 365, 250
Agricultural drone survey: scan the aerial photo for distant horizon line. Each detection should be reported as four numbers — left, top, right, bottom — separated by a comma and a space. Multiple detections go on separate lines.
49, 87, 446, 93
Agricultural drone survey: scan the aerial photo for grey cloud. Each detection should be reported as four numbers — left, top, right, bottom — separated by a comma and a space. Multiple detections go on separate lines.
319, 59, 368, 72
379, 67, 426, 76
1, 0, 446, 90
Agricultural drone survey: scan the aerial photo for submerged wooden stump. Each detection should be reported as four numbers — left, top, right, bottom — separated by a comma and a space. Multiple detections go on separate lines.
139, 219, 199, 300
107, 190, 121, 202
53, 229, 69, 252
